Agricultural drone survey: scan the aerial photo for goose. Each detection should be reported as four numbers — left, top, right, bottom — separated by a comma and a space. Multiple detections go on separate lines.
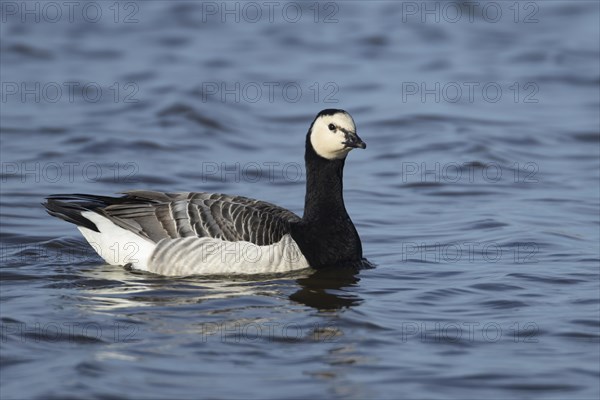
44, 109, 367, 275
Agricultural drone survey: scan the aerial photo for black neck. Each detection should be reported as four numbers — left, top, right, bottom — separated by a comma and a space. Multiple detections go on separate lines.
290, 139, 362, 268
302, 144, 348, 222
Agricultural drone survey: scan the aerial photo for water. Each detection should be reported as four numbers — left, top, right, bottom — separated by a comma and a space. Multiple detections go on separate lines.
1, 1, 599, 399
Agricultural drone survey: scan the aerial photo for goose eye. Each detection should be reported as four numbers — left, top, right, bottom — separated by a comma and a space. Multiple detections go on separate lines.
328, 124, 336, 131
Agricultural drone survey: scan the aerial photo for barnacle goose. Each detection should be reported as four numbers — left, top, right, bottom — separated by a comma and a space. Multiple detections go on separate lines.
44, 109, 367, 275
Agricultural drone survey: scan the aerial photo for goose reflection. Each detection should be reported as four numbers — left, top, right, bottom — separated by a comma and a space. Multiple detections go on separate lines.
79, 265, 294, 310
289, 267, 363, 310
76, 263, 363, 311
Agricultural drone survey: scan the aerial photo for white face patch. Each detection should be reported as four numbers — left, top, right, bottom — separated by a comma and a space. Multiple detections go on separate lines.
310, 112, 357, 160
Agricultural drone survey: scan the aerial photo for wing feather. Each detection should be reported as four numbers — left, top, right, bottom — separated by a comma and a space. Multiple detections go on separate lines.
70, 191, 300, 245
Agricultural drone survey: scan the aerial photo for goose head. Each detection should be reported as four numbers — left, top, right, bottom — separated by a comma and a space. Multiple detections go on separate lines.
308, 109, 366, 160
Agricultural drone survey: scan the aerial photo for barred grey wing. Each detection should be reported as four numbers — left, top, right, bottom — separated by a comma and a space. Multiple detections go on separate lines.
99, 191, 300, 245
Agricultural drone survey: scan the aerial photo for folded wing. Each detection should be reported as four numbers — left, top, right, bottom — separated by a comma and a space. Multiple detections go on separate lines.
45, 190, 300, 246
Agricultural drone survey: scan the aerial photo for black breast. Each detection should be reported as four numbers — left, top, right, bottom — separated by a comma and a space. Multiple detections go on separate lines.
290, 215, 362, 269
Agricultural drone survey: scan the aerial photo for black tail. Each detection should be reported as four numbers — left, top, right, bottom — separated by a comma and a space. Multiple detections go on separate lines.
43, 194, 125, 232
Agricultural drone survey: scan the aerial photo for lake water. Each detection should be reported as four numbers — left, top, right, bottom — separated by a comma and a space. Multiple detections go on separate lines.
1, 1, 599, 399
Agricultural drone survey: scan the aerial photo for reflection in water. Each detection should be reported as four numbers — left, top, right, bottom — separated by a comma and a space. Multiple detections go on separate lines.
79, 263, 363, 312
290, 267, 363, 310
80, 264, 315, 311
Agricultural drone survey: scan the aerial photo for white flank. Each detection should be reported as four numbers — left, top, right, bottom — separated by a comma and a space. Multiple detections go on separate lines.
77, 211, 156, 270
147, 234, 311, 276
76, 212, 310, 275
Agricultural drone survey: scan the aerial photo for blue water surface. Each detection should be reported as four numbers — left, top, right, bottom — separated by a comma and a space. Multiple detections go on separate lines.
1, 1, 599, 399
